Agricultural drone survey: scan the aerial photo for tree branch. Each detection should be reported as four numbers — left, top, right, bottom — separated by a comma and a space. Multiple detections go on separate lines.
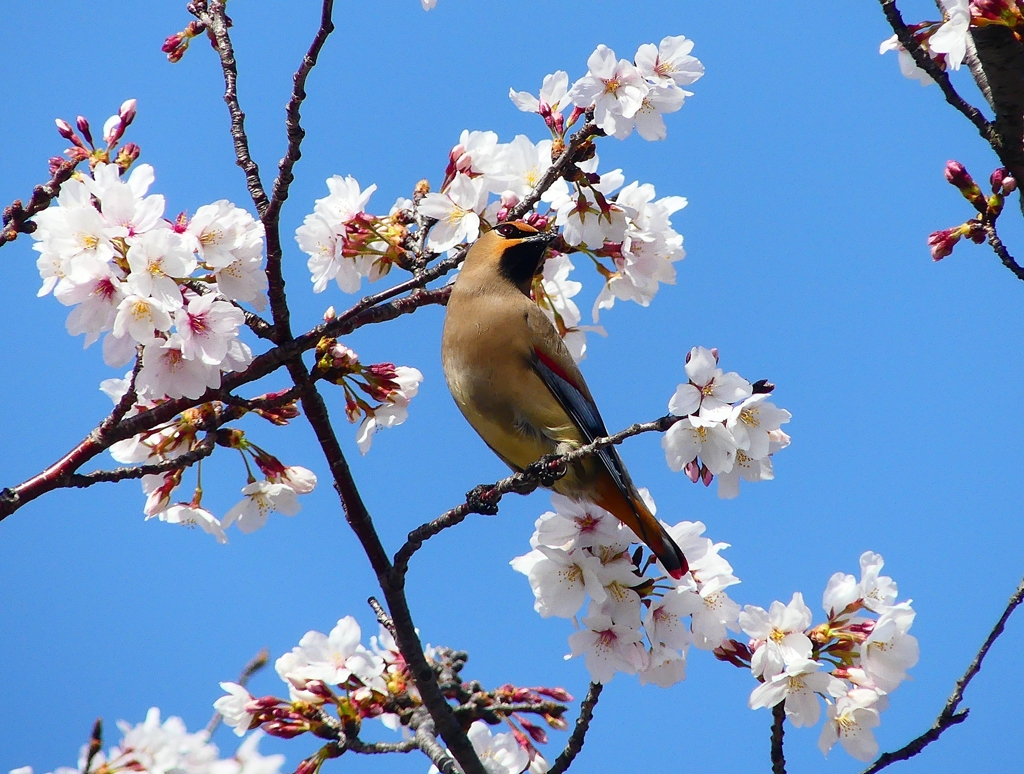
878, 1, 998, 149
0, 283, 447, 522
392, 413, 685, 575
771, 702, 786, 774
293, 375, 487, 774
548, 682, 603, 774
983, 220, 1024, 281
0, 159, 82, 248
860, 574, 1024, 773
259, 0, 335, 342
191, 0, 269, 216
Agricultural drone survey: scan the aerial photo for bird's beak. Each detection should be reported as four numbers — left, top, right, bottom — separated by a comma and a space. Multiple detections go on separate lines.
523, 230, 555, 246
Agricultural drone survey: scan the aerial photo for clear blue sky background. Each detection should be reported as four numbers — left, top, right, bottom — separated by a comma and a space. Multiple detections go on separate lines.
1, 1, 1022, 772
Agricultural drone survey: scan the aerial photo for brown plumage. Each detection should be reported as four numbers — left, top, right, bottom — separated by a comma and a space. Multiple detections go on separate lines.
441, 220, 687, 579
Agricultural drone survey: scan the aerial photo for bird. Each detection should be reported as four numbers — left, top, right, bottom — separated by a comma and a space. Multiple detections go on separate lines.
441, 219, 688, 579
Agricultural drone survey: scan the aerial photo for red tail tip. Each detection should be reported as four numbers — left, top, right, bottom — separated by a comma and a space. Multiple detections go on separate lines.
669, 568, 686, 581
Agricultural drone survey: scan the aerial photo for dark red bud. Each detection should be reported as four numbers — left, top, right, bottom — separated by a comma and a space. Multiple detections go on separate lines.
533, 686, 573, 702
76, 116, 93, 146
700, 464, 713, 487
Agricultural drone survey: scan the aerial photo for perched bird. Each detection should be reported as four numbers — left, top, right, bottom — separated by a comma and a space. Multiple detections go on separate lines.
441, 220, 687, 579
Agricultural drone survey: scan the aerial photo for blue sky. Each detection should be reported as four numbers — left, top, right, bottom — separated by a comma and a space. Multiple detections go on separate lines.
1, 1, 1022, 772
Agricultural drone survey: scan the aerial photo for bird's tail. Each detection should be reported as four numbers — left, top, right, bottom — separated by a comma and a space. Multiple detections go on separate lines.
592, 476, 688, 580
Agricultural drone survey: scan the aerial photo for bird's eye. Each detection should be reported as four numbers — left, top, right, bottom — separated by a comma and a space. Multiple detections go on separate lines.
495, 222, 523, 238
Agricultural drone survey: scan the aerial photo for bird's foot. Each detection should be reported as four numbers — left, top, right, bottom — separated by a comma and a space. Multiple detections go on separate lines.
466, 484, 501, 515
525, 454, 568, 488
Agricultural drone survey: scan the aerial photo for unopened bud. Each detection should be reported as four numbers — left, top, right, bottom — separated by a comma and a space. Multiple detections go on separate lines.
534, 686, 572, 702
168, 47, 186, 64
119, 99, 137, 126
115, 142, 141, 173
162, 32, 185, 53
544, 713, 569, 731
324, 305, 336, 321
55, 119, 85, 148
700, 464, 713, 487
48, 156, 66, 175
945, 160, 987, 212
76, 116, 93, 146
683, 459, 700, 484
264, 720, 307, 739
519, 717, 548, 745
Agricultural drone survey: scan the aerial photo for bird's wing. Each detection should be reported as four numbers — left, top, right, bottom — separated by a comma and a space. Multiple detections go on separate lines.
526, 305, 641, 500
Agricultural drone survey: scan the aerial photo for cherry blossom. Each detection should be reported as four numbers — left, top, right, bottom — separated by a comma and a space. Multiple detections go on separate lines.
818, 689, 883, 761
739, 593, 814, 679
749, 658, 846, 727
428, 721, 529, 774
929, 0, 970, 70
222, 481, 302, 534
418, 175, 485, 252
213, 682, 258, 737
355, 366, 423, 453
634, 35, 704, 89
567, 613, 648, 683
568, 45, 648, 136
509, 71, 571, 116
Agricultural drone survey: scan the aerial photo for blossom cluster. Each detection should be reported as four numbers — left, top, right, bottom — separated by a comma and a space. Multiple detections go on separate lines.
928, 161, 1015, 261
879, 0, 1023, 83
32, 108, 267, 402
215, 616, 566, 774
99, 378, 317, 543
9, 709, 283, 774
293, 37, 700, 361
718, 552, 918, 762
663, 346, 792, 499
314, 334, 423, 453
512, 493, 741, 687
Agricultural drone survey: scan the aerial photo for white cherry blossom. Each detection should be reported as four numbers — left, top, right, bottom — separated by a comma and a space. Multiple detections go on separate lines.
749, 658, 846, 727
418, 175, 485, 252
213, 682, 257, 737
739, 593, 814, 679
568, 45, 649, 136
634, 35, 704, 88
510, 70, 570, 115
222, 481, 302, 534
929, 0, 970, 70
818, 689, 883, 761
355, 366, 423, 453
428, 721, 529, 774
567, 613, 648, 683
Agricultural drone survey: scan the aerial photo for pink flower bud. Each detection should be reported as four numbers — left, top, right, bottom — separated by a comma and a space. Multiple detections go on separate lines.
927, 227, 961, 261
48, 156, 66, 175
534, 686, 572, 702
119, 99, 137, 126
684, 459, 700, 483
54, 119, 85, 149
264, 720, 307, 739
519, 717, 548, 745
700, 464, 713, 487
1003, 175, 1018, 194
251, 695, 281, 709
293, 758, 320, 774
945, 160, 987, 211
162, 33, 185, 53
76, 116, 93, 146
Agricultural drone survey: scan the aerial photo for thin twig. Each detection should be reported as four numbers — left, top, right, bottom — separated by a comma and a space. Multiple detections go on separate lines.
368, 596, 397, 636
548, 682, 603, 774
507, 120, 600, 221
0, 286, 446, 522
193, 0, 269, 215
393, 413, 685, 575
65, 434, 218, 487
1, 159, 82, 247
347, 738, 419, 754
860, 574, 1024, 773
206, 647, 270, 734
261, 0, 337, 341
771, 702, 786, 774
983, 221, 1024, 281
